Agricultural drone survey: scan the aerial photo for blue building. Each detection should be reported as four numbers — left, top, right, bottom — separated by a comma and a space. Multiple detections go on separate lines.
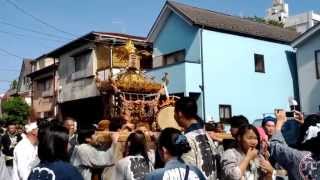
147, 1, 299, 122
292, 23, 320, 114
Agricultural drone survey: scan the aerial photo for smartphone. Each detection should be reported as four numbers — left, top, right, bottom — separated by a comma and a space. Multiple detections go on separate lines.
286, 111, 294, 117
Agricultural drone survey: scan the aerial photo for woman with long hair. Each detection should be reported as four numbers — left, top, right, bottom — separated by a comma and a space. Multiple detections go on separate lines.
221, 124, 274, 180
145, 128, 205, 180
111, 130, 153, 180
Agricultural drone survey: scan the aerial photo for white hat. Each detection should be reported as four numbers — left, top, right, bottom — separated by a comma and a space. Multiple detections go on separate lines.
25, 122, 38, 133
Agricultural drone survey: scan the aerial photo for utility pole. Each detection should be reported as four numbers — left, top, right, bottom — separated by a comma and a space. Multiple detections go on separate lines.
0, 99, 2, 118
0, 94, 3, 119
200, 27, 206, 121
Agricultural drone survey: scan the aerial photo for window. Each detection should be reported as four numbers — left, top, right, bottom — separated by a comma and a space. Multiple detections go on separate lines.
39, 59, 45, 69
44, 111, 53, 118
153, 56, 164, 68
140, 56, 153, 69
254, 54, 265, 73
152, 50, 185, 68
74, 50, 91, 72
164, 50, 185, 65
219, 105, 232, 122
315, 50, 320, 79
37, 78, 53, 92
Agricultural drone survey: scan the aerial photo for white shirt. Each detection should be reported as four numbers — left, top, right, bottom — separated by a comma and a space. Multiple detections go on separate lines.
12, 137, 39, 180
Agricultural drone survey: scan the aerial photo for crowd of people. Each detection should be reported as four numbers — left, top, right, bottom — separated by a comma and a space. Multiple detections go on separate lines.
0, 96, 319, 180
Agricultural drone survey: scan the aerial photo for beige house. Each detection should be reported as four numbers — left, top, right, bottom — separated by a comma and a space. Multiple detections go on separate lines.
42, 32, 152, 127
28, 56, 58, 119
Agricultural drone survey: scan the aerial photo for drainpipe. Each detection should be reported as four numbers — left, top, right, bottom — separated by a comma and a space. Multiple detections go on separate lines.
200, 26, 206, 121
53, 58, 56, 118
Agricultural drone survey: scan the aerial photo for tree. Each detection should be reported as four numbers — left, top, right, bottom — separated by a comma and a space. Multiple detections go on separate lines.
267, 20, 284, 27
1, 96, 30, 124
10, 80, 18, 89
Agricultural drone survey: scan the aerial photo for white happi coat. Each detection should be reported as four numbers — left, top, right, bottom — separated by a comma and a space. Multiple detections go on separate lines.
12, 137, 39, 180
182, 123, 219, 180
111, 154, 154, 180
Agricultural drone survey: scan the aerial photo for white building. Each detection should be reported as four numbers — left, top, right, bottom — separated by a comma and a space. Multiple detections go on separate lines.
266, 0, 289, 23
266, 0, 320, 34
285, 11, 320, 34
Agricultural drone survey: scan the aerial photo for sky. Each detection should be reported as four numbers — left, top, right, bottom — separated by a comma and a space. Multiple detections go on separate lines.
0, 0, 319, 93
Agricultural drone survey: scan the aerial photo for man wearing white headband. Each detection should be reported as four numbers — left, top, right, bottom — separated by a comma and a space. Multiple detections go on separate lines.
12, 122, 40, 180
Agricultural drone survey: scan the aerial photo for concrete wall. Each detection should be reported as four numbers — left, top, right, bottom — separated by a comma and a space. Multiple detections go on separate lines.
202, 30, 296, 121
296, 31, 320, 114
58, 43, 100, 103
33, 57, 54, 71
285, 11, 320, 33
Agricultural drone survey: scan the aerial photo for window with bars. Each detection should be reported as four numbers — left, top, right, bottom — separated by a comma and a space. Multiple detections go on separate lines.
219, 104, 232, 122
37, 78, 53, 92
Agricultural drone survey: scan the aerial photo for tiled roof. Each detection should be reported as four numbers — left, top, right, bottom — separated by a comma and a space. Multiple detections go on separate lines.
44, 32, 150, 58
168, 1, 299, 44
93, 32, 146, 40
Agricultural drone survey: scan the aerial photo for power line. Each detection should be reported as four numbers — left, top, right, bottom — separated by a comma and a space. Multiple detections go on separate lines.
0, 20, 71, 41
5, 0, 80, 38
0, 29, 67, 43
3, 0, 104, 44
0, 68, 19, 72
0, 80, 12, 83
0, 47, 23, 59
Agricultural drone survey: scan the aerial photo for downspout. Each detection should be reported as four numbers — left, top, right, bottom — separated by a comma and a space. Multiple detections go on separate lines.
53, 58, 56, 118
200, 26, 206, 121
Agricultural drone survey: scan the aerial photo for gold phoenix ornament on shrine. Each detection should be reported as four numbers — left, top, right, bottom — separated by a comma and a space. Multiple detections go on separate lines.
111, 40, 162, 93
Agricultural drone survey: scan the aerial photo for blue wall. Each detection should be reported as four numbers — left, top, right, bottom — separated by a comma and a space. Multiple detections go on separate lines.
148, 63, 186, 94
150, 11, 297, 122
202, 30, 296, 122
153, 12, 200, 62
150, 11, 202, 95
147, 62, 203, 117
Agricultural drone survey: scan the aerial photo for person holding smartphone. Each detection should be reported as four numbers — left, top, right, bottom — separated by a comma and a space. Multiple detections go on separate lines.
269, 109, 320, 180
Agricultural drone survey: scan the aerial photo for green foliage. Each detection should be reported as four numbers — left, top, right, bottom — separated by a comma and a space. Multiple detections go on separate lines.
10, 80, 18, 89
245, 16, 284, 28
267, 20, 284, 27
1, 97, 30, 124
245, 16, 266, 23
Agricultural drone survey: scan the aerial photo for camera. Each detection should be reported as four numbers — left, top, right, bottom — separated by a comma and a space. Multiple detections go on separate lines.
285, 111, 294, 118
